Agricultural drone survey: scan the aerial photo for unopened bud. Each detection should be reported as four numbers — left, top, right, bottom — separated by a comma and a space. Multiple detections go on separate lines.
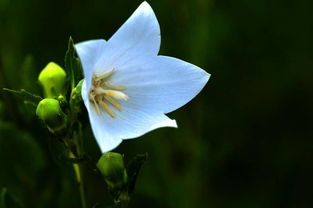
57, 95, 67, 109
38, 62, 66, 98
97, 152, 128, 190
70, 79, 83, 114
36, 98, 67, 134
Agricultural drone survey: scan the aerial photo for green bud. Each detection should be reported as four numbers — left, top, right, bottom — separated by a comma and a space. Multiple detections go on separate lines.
38, 62, 66, 98
97, 152, 128, 190
70, 79, 83, 114
57, 95, 67, 109
36, 98, 67, 134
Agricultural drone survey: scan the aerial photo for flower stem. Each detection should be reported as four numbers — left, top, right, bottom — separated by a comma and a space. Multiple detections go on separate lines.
76, 163, 87, 208
70, 151, 87, 208
119, 190, 130, 208
70, 124, 87, 208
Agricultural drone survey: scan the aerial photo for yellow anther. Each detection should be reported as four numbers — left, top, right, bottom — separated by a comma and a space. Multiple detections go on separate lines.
99, 100, 116, 118
104, 95, 122, 111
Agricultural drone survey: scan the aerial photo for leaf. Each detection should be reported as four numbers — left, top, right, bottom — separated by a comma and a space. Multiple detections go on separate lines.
0, 188, 24, 208
64, 37, 83, 92
0, 123, 46, 187
126, 153, 148, 194
20, 55, 40, 94
2, 88, 42, 108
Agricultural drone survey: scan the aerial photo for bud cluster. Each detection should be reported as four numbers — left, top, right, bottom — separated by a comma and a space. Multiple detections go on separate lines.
35, 62, 82, 135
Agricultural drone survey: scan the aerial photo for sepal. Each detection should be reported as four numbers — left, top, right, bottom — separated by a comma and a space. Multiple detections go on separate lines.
126, 153, 148, 194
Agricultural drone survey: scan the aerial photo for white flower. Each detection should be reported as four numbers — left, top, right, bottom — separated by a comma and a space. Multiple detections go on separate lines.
75, 1, 210, 153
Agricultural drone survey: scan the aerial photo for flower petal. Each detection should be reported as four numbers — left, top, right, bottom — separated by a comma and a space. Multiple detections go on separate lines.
81, 81, 122, 152
82, 80, 176, 152
109, 1, 160, 55
78, 2, 210, 153
110, 55, 210, 114
75, 39, 107, 89
92, 1, 160, 75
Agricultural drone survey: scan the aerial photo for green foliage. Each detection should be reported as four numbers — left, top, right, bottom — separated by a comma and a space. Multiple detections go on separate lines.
1, 0, 313, 207
2, 88, 42, 110
70, 79, 84, 116
97, 153, 148, 207
19, 55, 39, 94
64, 37, 83, 92
0, 188, 24, 208
0, 123, 46, 207
0, 123, 45, 180
97, 153, 129, 207
126, 153, 148, 195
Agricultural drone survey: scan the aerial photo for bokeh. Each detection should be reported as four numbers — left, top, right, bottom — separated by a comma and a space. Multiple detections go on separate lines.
1, 0, 313, 207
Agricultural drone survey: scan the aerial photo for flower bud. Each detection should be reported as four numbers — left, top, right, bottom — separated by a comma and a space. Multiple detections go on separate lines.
38, 62, 66, 98
36, 98, 67, 134
97, 152, 128, 190
70, 79, 83, 114
57, 95, 67, 109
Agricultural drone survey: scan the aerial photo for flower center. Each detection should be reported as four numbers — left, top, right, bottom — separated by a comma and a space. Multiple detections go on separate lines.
89, 69, 128, 118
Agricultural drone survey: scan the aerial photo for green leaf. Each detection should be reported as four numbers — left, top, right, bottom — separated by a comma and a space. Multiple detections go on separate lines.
0, 188, 24, 208
2, 88, 42, 108
20, 55, 39, 94
126, 153, 148, 194
0, 123, 46, 182
64, 37, 82, 92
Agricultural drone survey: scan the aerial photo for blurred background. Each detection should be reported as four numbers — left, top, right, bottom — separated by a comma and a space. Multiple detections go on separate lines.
1, 0, 313, 207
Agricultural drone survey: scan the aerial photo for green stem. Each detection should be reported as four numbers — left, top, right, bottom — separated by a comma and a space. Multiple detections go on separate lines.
77, 163, 87, 208
119, 191, 130, 208
70, 124, 87, 208
71, 152, 87, 208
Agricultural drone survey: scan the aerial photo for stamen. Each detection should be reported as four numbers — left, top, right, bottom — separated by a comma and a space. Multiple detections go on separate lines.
89, 69, 128, 118
91, 95, 101, 114
104, 95, 122, 111
105, 82, 127, 90
94, 69, 115, 81
99, 100, 116, 118
103, 90, 128, 100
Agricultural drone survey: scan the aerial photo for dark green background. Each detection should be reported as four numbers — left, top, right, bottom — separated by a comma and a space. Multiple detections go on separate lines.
1, 0, 313, 207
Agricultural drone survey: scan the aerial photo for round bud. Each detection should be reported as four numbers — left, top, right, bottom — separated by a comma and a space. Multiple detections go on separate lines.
38, 62, 66, 98
36, 98, 67, 134
97, 152, 128, 190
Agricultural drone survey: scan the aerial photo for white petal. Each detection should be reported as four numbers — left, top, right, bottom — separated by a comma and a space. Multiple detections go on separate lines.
75, 39, 107, 89
81, 80, 176, 152
93, 1, 160, 75
89, 116, 123, 153
81, 81, 122, 152
110, 55, 210, 114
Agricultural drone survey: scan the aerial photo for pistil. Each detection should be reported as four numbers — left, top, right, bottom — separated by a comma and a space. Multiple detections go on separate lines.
89, 70, 128, 118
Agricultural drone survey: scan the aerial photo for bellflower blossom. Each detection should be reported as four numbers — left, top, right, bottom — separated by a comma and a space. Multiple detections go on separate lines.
75, 1, 210, 153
